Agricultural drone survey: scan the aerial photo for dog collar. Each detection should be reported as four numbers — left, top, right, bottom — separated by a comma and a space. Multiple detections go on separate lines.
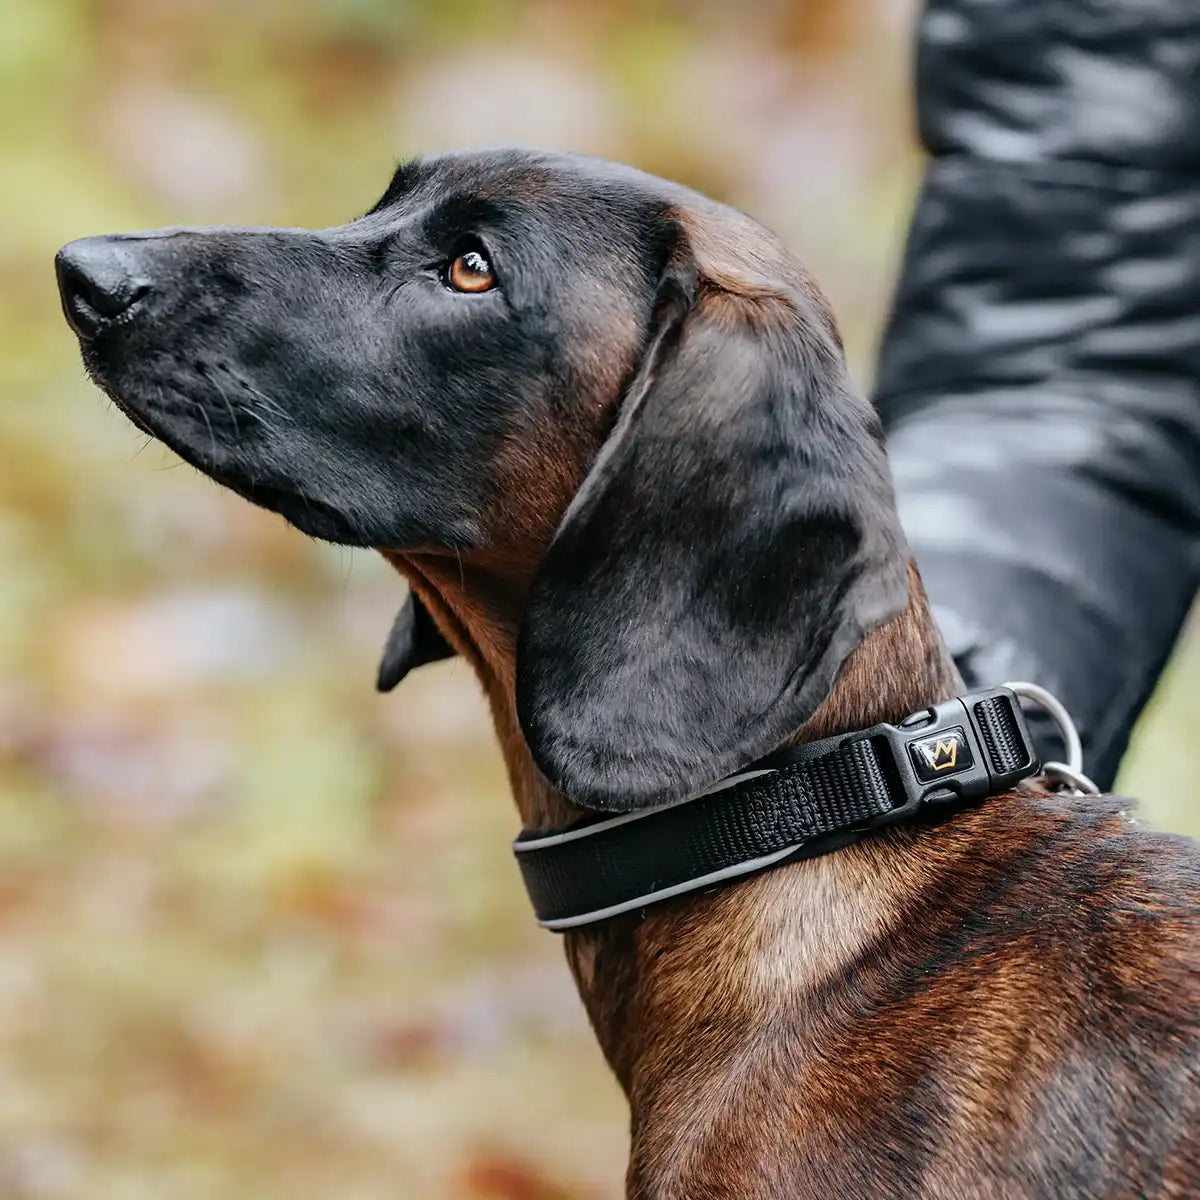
514, 686, 1042, 930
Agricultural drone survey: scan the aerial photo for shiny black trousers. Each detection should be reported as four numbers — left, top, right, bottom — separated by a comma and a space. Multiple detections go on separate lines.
875, 0, 1200, 786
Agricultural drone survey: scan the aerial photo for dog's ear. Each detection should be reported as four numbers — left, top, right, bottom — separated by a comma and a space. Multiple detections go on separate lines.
515, 213, 909, 811
377, 593, 455, 692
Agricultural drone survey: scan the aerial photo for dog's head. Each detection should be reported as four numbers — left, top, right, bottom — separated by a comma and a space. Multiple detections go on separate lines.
57, 149, 909, 811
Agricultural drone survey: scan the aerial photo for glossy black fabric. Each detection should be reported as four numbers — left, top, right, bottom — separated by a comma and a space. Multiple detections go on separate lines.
875, 0, 1200, 788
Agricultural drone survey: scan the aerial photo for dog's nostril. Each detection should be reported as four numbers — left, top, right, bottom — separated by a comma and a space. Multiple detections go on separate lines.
55, 237, 151, 340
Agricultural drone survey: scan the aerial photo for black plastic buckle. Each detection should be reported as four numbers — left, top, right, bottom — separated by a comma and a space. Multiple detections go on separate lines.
861, 687, 1039, 830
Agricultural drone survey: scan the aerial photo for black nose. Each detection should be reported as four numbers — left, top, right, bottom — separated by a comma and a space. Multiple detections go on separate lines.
56, 237, 151, 339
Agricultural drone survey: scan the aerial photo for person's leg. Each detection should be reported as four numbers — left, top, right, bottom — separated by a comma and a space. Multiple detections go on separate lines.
875, 0, 1200, 787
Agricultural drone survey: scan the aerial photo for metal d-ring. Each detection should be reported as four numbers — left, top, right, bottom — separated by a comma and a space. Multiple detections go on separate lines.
1004, 681, 1101, 796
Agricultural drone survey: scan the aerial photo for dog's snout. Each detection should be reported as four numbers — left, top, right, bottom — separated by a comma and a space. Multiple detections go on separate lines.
55, 236, 151, 339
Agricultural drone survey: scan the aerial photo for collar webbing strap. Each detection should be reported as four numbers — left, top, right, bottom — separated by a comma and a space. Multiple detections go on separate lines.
514, 688, 1038, 930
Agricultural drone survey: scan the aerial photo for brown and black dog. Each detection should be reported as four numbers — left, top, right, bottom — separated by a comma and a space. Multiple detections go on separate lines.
57, 151, 1199, 1198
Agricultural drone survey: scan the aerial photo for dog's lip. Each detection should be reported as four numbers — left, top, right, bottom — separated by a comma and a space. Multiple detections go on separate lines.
114, 401, 156, 438
83, 376, 354, 539
220, 475, 362, 543
80, 358, 159, 438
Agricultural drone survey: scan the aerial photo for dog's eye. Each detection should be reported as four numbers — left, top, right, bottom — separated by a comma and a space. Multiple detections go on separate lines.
446, 246, 496, 294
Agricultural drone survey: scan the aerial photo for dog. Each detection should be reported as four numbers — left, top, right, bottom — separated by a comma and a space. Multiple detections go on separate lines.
57, 150, 1199, 1198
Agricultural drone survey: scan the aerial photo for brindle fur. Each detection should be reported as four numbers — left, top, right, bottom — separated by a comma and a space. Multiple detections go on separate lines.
57, 150, 1199, 1198
413, 547, 1200, 1199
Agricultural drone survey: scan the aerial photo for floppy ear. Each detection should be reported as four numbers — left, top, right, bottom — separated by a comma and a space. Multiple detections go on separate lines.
515, 214, 910, 811
376, 593, 455, 692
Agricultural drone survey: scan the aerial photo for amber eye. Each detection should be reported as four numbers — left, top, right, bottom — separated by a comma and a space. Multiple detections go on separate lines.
446, 246, 496, 293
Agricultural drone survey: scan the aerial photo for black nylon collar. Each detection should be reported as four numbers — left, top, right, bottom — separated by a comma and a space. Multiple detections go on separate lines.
515, 687, 1038, 929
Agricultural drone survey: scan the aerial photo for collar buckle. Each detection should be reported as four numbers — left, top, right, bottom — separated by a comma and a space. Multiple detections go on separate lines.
883, 687, 1038, 816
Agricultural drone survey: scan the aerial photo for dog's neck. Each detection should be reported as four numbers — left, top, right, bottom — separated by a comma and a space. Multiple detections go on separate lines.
392, 553, 958, 826
385, 551, 959, 1108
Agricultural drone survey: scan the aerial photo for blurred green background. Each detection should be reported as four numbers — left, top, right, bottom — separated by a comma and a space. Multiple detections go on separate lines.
0, 1, 1196, 1196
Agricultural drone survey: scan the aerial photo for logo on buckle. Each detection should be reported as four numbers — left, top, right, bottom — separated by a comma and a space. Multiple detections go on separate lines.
926, 738, 960, 770
909, 727, 973, 782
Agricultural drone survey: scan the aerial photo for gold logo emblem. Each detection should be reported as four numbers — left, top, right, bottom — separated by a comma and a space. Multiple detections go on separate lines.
922, 738, 959, 771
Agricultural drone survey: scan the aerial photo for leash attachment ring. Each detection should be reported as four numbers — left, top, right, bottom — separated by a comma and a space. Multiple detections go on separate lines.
1040, 761, 1101, 796
1004, 681, 1099, 796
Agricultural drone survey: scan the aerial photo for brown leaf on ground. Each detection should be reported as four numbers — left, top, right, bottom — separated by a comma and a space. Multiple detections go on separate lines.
460, 1150, 585, 1200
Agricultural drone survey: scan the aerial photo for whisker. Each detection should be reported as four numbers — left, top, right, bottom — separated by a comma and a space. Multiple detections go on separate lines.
209, 371, 241, 439
194, 398, 217, 471
241, 381, 293, 423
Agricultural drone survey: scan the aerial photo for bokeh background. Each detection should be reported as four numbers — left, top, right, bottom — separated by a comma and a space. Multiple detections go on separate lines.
1, 1, 1197, 1196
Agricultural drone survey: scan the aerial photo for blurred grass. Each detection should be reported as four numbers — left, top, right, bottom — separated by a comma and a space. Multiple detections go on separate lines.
0, 0, 1196, 1196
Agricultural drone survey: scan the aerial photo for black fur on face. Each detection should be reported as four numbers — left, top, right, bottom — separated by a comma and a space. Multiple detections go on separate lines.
59, 151, 671, 547
57, 149, 910, 811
